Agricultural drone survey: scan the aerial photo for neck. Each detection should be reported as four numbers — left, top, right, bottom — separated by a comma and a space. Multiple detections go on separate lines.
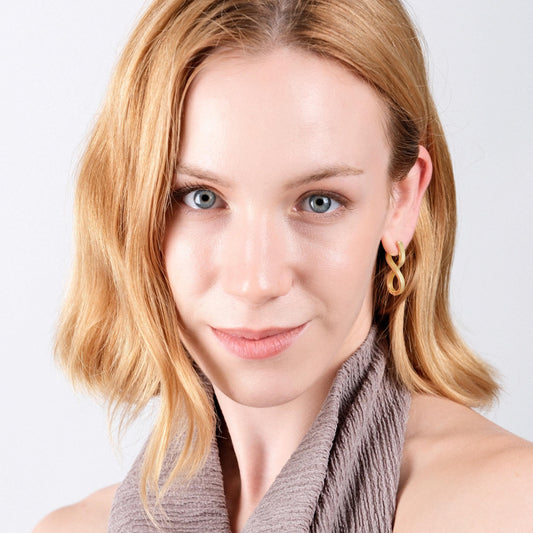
212, 317, 374, 530
214, 371, 334, 529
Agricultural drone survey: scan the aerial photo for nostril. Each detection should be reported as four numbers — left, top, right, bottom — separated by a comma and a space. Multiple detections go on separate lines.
219, 218, 293, 302
222, 267, 292, 303
221, 253, 292, 302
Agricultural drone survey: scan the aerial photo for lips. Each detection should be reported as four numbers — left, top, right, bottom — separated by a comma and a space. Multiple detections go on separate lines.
211, 323, 307, 360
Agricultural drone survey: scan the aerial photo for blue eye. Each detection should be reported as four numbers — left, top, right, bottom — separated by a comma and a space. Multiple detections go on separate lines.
303, 194, 341, 214
183, 189, 218, 209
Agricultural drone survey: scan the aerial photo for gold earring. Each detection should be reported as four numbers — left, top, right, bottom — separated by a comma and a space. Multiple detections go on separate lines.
386, 241, 406, 296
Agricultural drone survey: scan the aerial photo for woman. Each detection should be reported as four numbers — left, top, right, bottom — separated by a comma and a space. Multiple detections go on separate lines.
34, 0, 533, 531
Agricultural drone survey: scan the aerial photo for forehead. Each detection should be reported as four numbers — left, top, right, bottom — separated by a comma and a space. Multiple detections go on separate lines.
178, 46, 390, 182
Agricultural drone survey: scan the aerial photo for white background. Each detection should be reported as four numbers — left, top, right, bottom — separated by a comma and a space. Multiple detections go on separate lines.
1, 1, 532, 531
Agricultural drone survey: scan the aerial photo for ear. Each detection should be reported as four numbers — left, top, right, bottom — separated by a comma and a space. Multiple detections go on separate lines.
381, 145, 432, 255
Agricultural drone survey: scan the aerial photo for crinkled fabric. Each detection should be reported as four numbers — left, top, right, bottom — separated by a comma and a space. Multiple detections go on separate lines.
108, 326, 411, 532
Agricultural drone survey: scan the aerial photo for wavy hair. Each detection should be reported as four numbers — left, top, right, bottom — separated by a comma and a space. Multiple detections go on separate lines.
56, 0, 499, 511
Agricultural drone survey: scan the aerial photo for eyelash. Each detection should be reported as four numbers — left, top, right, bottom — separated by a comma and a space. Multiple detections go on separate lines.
170, 181, 351, 215
299, 191, 348, 216
170, 183, 220, 205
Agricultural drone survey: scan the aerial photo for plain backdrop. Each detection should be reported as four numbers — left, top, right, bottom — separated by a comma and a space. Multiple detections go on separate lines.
1, 1, 532, 531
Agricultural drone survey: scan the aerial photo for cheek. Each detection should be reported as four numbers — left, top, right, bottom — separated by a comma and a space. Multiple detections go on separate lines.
303, 232, 378, 310
300, 206, 386, 274
296, 205, 388, 313
163, 218, 217, 304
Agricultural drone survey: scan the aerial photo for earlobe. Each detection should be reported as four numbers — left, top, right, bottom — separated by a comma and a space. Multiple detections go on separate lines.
381, 145, 432, 255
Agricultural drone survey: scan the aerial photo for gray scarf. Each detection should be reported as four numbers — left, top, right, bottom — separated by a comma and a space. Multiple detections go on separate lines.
108, 326, 411, 532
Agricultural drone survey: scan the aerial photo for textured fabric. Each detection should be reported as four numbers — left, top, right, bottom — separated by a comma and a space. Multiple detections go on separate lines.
108, 326, 411, 532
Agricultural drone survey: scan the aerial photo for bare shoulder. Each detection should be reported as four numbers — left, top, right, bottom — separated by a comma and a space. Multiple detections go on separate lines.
394, 393, 533, 533
32, 483, 120, 533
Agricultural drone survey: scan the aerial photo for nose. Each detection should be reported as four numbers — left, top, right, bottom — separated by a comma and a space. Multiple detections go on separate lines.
219, 211, 293, 305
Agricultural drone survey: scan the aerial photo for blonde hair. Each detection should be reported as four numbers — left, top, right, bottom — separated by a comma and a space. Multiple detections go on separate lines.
56, 0, 499, 510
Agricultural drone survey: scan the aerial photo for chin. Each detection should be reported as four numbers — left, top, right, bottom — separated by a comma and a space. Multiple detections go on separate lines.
200, 358, 316, 408
184, 326, 347, 410
230, 390, 303, 409
215, 374, 306, 408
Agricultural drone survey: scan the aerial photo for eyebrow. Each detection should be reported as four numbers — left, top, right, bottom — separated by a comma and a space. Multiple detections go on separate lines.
175, 163, 364, 189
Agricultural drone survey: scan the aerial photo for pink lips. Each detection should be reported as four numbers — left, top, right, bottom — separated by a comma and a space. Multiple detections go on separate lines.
211, 323, 307, 360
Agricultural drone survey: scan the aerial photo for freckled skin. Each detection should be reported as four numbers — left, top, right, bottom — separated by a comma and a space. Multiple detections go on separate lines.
163, 47, 399, 408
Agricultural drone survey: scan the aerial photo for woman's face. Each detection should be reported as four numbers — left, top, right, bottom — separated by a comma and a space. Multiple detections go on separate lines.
164, 47, 397, 407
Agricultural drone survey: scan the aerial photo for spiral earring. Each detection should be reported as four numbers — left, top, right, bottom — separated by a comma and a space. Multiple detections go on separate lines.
386, 241, 406, 296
